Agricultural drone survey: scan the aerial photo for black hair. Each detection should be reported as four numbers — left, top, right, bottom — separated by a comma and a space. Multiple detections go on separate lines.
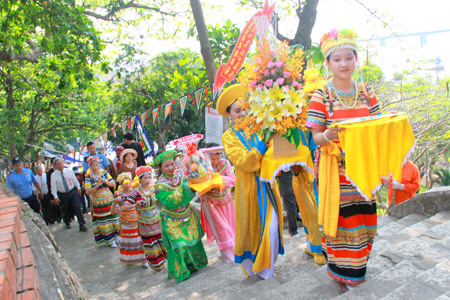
225, 100, 237, 113
206, 142, 220, 148
123, 131, 135, 141
86, 141, 94, 147
326, 50, 357, 62
50, 157, 57, 163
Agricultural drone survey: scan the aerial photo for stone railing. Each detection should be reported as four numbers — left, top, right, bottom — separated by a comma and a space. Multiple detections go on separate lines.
0, 189, 41, 300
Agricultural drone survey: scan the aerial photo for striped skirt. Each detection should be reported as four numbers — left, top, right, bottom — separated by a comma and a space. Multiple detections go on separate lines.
119, 210, 146, 265
91, 188, 120, 245
139, 221, 166, 271
322, 197, 377, 287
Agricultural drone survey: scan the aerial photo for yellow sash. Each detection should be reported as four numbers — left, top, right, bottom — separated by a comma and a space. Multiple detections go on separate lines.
318, 142, 341, 237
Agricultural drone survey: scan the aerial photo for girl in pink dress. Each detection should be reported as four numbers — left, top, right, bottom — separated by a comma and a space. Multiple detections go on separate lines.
199, 143, 236, 263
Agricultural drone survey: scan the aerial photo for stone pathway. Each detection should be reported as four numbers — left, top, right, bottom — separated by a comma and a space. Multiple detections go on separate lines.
50, 212, 450, 299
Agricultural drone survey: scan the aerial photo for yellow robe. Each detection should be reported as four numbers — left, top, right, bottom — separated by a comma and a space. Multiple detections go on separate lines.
222, 129, 284, 273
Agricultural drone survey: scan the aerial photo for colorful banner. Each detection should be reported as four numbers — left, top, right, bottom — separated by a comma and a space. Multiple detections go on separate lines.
121, 120, 127, 132
135, 115, 154, 158
102, 132, 108, 146
213, 0, 275, 95
194, 88, 203, 116
152, 107, 160, 125
164, 101, 173, 123
111, 126, 117, 138
129, 116, 136, 131
179, 95, 188, 121
140, 110, 149, 126
205, 85, 211, 113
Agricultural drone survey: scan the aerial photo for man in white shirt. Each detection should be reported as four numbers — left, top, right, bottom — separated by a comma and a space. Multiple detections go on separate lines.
51, 158, 88, 231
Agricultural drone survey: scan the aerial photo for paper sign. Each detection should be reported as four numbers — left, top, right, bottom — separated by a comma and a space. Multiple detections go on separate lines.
205, 108, 224, 145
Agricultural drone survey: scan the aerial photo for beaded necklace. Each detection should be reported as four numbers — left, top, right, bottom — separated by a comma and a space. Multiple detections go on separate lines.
328, 79, 358, 110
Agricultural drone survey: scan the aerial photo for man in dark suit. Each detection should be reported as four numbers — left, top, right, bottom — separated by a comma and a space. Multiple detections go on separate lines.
46, 157, 62, 223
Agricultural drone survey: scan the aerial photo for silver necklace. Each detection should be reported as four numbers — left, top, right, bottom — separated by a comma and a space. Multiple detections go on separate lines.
329, 80, 358, 110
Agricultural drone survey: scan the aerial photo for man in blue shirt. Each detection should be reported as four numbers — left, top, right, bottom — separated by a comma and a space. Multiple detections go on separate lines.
83, 141, 111, 175
6, 157, 44, 213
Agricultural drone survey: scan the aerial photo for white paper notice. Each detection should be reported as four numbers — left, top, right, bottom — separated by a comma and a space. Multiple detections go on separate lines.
205, 108, 224, 145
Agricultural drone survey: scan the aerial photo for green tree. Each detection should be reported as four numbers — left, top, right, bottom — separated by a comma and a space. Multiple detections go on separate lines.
110, 48, 207, 151
0, 0, 106, 160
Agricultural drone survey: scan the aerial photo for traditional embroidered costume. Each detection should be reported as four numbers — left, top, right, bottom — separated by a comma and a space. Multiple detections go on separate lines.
85, 166, 120, 245
126, 166, 166, 271
217, 85, 284, 279
154, 151, 208, 283
306, 29, 380, 287
199, 157, 236, 264
115, 173, 146, 265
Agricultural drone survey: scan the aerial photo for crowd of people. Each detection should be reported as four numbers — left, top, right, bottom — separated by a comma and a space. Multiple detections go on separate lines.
5, 29, 422, 290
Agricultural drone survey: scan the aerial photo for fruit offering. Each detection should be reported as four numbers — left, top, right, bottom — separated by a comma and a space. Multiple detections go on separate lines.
184, 143, 213, 184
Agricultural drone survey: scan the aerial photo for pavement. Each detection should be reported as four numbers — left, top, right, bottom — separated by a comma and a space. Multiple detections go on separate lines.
48, 200, 450, 300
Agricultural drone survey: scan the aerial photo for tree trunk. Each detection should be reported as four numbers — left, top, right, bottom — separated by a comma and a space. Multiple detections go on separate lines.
189, 0, 217, 84
292, 0, 320, 49
5, 74, 17, 159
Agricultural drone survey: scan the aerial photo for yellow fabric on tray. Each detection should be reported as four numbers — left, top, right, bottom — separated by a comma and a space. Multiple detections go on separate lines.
260, 145, 314, 185
338, 114, 415, 201
318, 142, 341, 237
188, 173, 223, 196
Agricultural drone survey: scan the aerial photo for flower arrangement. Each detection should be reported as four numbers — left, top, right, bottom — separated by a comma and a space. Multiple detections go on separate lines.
235, 36, 308, 146
184, 143, 213, 184
303, 68, 323, 95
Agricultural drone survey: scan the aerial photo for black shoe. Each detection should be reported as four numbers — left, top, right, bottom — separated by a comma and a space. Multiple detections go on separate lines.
66, 224, 71, 229
289, 230, 298, 237
79, 224, 88, 232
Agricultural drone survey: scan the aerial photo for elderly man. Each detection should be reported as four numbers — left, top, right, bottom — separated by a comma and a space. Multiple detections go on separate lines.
33, 165, 56, 225
6, 157, 43, 213
51, 158, 88, 231
122, 131, 146, 167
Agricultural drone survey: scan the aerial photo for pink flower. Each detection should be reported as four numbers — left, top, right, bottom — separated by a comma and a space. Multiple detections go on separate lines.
271, 69, 276, 75
254, 67, 260, 73
258, 75, 263, 80
268, 61, 275, 68
297, 74, 302, 79
298, 84, 303, 88
257, 84, 264, 90
276, 78, 285, 85
275, 61, 284, 68
330, 28, 339, 38
249, 81, 257, 88
283, 71, 291, 78
284, 85, 290, 89
270, 50, 276, 57
263, 69, 270, 76
255, 58, 261, 63
292, 80, 299, 87
265, 79, 273, 87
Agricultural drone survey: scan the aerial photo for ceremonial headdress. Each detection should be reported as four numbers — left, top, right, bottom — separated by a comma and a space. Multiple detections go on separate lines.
216, 84, 248, 117
154, 150, 177, 166
135, 165, 152, 178
117, 172, 133, 183
320, 29, 358, 58
87, 156, 100, 166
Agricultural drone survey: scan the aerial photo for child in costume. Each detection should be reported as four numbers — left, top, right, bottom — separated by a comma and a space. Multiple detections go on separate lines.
217, 84, 284, 279
111, 172, 148, 267
154, 150, 208, 283
126, 166, 166, 271
306, 29, 380, 288
85, 156, 120, 248
199, 143, 236, 264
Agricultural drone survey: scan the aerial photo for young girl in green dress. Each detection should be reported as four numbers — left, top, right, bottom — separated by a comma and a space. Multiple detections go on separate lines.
154, 150, 208, 283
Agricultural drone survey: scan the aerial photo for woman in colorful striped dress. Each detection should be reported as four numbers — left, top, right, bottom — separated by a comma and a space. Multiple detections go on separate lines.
111, 172, 148, 267
306, 29, 380, 288
199, 143, 236, 264
126, 166, 166, 271
85, 156, 120, 247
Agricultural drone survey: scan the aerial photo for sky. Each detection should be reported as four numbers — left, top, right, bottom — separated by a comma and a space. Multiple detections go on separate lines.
105, 0, 450, 80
